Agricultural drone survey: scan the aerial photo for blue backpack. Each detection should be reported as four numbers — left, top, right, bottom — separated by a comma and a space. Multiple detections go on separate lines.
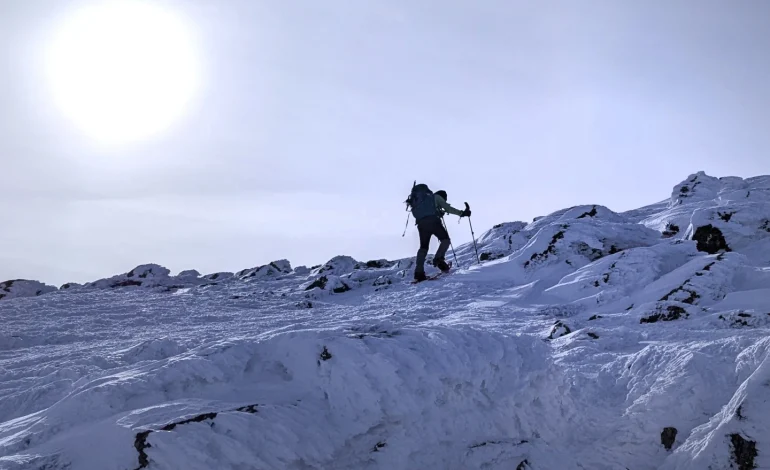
406, 183, 438, 221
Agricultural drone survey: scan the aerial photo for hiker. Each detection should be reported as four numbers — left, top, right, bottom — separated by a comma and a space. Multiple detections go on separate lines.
406, 184, 471, 282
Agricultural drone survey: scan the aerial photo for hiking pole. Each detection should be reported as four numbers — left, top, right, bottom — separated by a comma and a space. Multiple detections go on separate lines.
465, 202, 480, 264
441, 217, 460, 268
402, 180, 416, 237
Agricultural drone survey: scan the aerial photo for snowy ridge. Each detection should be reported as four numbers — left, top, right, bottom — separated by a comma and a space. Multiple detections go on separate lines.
2, 171, 770, 469
0, 279, 56, 301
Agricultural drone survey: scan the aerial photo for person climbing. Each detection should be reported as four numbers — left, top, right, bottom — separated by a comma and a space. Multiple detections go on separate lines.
405, 184, 471, 282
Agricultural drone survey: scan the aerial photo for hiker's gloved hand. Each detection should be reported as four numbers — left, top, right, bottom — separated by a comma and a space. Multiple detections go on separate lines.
461, 208, 471, 217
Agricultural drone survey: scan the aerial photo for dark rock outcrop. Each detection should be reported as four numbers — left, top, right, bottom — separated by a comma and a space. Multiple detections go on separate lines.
641, 305, 688, 323
661, 427, 677, 451
692, 225, 730, 254
548, 320, 572, 339
663, 223, 680, 238
729, 433, 757, 470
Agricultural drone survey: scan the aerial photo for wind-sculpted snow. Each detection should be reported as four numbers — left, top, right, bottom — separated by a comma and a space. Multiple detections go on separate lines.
2, 172, 770, 469
0, 328, 575, 470
86, 264, 173, 289
659, 338, 770, 470
236, 259, 293, 280
643, 171, 770, 258
0, 279, 56, 301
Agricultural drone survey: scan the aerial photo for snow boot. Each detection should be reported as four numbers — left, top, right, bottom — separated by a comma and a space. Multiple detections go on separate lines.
414, 271, 427, 282
433, 259, 451, 273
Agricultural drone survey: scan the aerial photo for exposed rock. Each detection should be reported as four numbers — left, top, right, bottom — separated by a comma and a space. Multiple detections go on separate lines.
548, 320, 572, 339
729, 433, 757, 470
663, 222, 680, 238
203, 272, 234, 281
303, 274, 353, 295
577, 205, 598, 218
177, 269, 201, 278
671, 171, 718, 203
332, 282, 351, 294
372, 276, 393, 287
315, 256, 358, 275
132, 404, 260, 470
363, 259, 391, 269
718, 211, 735, 222
0, 279, 57, 300
718, 311, 765, 328
305, 276, 328, 291
237, 260, 292, 280
480, 252, 504, 262
661, 427, 677, 451
88, 264, 172, 289
127, 264, 170, 279
525, 230, 565, 267
320, 346, 332, 361
692, 224, 731, 254
640, 305, 688, 323
347, 325, 400, 339
574, 241, 604, 261
660, 283, 700, 305
293, 266, 311, 275
475, 221, 530, 264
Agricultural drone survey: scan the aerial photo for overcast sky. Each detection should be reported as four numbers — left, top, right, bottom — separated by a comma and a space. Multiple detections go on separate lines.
2, 0, 769, 285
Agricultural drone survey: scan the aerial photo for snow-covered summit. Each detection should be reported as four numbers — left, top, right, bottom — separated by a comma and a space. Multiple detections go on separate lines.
2, 172, 770, 470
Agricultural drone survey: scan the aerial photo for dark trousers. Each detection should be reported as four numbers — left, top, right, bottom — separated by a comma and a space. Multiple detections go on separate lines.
415, 216, 450, 274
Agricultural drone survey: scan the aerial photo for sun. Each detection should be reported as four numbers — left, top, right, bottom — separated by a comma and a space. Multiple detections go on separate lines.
45, 0, 200, 145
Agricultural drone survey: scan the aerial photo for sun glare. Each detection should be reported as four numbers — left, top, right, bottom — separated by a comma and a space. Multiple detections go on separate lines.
45, 0, 200, 145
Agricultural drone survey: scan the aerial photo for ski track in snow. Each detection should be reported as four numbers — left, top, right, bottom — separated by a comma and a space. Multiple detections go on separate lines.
1, 171, 770, 469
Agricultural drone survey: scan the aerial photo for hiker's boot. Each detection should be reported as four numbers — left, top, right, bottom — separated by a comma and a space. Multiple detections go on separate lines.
434, 259, 451, 273
414, 271, 427, 282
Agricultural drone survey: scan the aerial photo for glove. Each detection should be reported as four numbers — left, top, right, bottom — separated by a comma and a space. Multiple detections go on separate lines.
461, 208, 471, 217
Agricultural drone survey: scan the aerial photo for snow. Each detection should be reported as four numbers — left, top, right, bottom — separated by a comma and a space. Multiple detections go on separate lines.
2, 171, 770, 469
236, 260, 293, 280
0, 279, 57, 301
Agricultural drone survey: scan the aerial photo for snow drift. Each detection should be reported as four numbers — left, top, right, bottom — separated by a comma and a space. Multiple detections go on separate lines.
0, 279, 56, 301
0, 328, 575, 470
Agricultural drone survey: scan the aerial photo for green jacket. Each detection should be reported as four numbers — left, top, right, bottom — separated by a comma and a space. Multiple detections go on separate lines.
435, 194, 464, 217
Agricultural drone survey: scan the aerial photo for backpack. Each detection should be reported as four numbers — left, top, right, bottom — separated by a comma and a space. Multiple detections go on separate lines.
406, 183, 438, 221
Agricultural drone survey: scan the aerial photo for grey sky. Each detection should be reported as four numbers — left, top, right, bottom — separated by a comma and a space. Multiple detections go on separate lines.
2, 0, 769, 285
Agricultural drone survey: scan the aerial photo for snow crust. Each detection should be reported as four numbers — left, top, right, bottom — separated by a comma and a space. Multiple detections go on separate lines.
2, 171, 770, 469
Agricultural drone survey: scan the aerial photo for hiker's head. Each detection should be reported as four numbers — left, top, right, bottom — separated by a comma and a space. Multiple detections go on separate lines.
435, 190, 448, 201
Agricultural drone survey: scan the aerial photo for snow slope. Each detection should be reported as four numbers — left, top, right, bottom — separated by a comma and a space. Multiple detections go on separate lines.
1, 171, 770, 470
